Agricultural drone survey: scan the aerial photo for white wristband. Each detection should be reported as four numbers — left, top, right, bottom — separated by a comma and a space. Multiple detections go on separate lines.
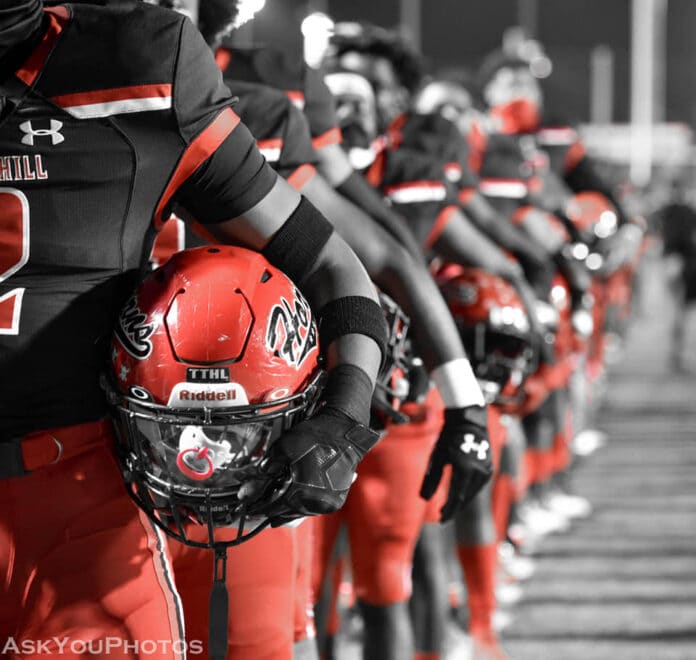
431, 358, 486, 408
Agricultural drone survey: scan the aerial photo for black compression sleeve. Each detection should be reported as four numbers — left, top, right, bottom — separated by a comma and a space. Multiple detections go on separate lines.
322, 364, 374, 426
261, 196, 334, 284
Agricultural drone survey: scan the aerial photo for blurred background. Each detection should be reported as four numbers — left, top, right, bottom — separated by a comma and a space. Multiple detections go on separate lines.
229, 4, 696, 658
236, 0, 695, 206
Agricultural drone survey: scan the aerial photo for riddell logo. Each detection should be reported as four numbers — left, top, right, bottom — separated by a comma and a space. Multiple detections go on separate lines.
168, 382, 249, 408
179, 390, 237, 402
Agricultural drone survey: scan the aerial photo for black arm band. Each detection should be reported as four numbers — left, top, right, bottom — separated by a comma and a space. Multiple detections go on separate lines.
262, 196, 334, 284
318, 296, 388, 365
322, 364, 374, 426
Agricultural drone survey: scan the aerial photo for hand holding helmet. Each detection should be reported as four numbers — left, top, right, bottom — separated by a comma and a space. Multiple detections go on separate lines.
242, 403, 380, 526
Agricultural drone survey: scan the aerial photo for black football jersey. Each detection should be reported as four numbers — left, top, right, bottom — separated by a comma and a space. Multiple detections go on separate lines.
391, 112, 481, 200
215, 45, 343, 152
535, 124, 586, 176
151, 81, 319, 265
0, 2, 277, 437
363, 144, 459, 250
227, 80, 318, 184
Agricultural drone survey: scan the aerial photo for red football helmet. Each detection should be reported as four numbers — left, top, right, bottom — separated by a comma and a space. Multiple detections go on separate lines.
565, 191, 619, 270
436, 264, 537, 403
106, 245, 323, 548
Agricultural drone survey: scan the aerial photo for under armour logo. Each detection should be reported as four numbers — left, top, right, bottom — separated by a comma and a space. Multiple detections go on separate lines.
460, 433, 490, 461
19, 120, 64, 146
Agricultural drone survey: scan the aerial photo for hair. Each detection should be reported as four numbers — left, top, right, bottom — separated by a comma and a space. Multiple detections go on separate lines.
330, 22, 423, 92
198, 0, 240, 46
475, 49, 529, 91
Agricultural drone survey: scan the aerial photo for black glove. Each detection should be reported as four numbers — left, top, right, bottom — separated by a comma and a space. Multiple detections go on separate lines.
420, 405, 493, 521
243, 407, 381, 526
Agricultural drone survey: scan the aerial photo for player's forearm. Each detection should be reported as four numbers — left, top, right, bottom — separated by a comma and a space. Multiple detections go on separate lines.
433, 208, 524, 281
294, 232, 382, 384
299, 171, 481, 397
465, 193, 551, 267
202, 177, 383, 387
336, 170, 425, 261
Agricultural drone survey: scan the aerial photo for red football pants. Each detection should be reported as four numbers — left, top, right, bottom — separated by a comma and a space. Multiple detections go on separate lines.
313, 388, 448, 607
0, 421, 184, 659
170, 520, 314, 660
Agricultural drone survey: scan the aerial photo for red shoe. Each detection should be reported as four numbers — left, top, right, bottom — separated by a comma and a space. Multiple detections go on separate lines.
470, 629, 510, 660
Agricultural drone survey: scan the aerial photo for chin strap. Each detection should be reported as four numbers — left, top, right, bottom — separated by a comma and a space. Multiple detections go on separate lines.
209, 546, 229, 660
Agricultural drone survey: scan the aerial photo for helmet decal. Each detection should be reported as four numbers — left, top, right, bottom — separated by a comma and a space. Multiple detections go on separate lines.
128, 385, 153, 401
185, 367, 230, 382
266, 289, 318, 370
115, 296, 156, 360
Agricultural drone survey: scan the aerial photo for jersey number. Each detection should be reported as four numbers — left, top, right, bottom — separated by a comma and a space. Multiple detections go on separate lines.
0, 188, 30, 335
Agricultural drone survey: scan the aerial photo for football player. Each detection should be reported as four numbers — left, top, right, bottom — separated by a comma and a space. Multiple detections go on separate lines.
322, 37, 519, 658
0, 0, 389, 656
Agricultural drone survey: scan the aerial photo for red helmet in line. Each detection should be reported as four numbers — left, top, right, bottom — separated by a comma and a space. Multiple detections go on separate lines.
106, 245, 323, 548
436, 264, 538, 403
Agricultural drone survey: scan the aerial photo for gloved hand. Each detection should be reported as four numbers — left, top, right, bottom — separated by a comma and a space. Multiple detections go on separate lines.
242, 406, 381, 526
420, 405, 493, 521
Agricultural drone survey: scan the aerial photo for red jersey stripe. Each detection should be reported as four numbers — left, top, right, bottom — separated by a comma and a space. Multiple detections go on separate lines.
154, 107, 241, 229
15, 7, 70, 88
215, 47, 232, 72
51, 84, 173, 118
424, 205, 458, 249
285, 91, 305, 109
384, 180, 447, 204
457, 187, 477, 207
287, 164, 317, 191
257, 138, 283, 163
312, 127, 343, 150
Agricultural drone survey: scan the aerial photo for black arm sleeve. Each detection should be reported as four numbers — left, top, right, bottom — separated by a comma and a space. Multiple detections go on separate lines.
171, 19, 278, 221
175, 123, 278, 223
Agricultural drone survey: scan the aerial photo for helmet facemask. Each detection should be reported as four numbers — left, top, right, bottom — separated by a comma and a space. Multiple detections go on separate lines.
107, 371, 323, 547
370, 291, 413, 428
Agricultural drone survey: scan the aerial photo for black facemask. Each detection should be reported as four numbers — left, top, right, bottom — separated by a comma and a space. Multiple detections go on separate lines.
0, 0, 43, 61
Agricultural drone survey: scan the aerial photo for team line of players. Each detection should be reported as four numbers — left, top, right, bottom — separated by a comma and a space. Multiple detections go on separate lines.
0, 2, 646, 660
